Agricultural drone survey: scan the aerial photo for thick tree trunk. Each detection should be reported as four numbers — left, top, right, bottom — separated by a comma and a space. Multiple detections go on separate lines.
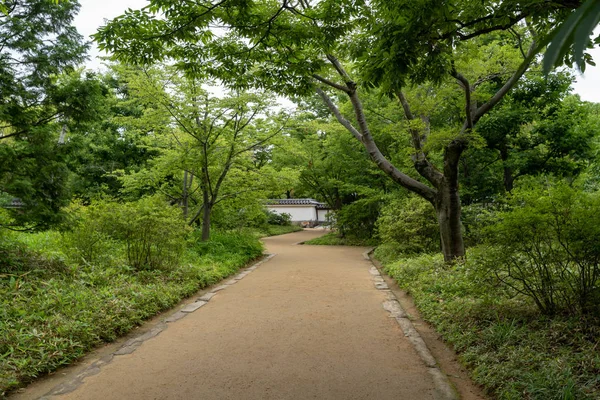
435, 181, 465, 262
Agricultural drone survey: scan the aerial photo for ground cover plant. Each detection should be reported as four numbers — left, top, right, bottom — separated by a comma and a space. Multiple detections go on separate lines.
0, 208, 265, 396
303, 232, 377, 247
251, 225, 303, 238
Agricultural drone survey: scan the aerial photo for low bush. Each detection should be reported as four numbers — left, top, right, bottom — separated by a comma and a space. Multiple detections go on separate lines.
376, 195, 439, 255
486, 180, 600, 316
265, 209, 292, 226
334, 197, 382, 241
64, 198, 189, 271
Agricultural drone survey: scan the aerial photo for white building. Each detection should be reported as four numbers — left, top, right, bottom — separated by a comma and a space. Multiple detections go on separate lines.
266, 199, 332, 227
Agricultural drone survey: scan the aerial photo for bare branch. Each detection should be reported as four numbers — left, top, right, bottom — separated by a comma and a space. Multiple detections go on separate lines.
450, 69, 473, 130
312, 74, 351, 93
315, 87, 362, 141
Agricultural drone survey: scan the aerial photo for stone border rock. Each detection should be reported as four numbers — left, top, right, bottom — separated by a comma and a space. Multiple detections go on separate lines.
367, 259, 459, 400
39, 254, 276, 399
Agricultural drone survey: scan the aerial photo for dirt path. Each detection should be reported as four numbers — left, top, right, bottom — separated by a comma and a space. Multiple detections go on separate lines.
15, 230, 481, 399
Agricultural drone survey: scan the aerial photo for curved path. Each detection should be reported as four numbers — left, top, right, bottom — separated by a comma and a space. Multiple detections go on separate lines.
26, 230, 453, 399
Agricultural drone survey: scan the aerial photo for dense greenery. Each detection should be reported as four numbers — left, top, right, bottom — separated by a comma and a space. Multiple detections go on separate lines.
376, 247, 600, 399
2, 0, 600, 398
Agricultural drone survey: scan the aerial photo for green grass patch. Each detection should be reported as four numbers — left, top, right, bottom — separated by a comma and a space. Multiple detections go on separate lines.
0, 230, 264, 397
303, 231, 378, 246
250, 224, 303, 238
374, 247, 600, 399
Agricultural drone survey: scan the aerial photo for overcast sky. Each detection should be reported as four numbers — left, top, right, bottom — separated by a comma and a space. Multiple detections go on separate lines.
74, 0, 600, 103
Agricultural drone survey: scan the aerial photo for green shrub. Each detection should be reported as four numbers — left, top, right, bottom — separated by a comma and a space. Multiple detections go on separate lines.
487, 180, 600, 316
335, 197, 382, 240
265, 209, 292, 226
376, 195, 439, 255
65, 198, 189, 271
461, 201, 505, 247
189, 230, 264, 260
61, 203, 122, 267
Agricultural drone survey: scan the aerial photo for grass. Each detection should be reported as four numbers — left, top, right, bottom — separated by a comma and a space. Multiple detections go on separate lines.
303, 231, 378, 246
374, 246, 600, 399
0, 229, 265, 397
250, 224, 303, 238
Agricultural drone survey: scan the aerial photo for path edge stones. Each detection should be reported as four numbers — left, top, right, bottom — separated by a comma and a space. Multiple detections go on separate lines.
39, 253, 276, 400
366, 250, 459, 400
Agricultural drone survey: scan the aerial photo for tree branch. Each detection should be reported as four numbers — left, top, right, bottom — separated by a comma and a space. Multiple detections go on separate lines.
316, 85, 437, 203
395, 90, 445, 187
312, 74, 351, 93
450, 69, 473, 130
473, 40, 540, 124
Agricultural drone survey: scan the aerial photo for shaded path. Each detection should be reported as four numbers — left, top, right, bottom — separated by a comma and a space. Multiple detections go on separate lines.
32, 230, 447, 399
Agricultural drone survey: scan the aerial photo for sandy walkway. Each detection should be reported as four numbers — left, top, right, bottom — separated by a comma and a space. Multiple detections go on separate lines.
31, 230, 445, 399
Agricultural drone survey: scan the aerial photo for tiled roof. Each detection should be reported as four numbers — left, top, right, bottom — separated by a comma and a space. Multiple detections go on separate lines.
266, 198, 330, 209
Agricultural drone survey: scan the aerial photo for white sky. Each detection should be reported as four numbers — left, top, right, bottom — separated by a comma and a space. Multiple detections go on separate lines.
75, 0, 600, 103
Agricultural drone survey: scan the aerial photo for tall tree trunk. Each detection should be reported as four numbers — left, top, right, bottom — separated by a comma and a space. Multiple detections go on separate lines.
182, 170, 189, 220
503, 166, 515, 192
201, 190, 211, 241
500, 147, 514, 192
434, 181, 465, 262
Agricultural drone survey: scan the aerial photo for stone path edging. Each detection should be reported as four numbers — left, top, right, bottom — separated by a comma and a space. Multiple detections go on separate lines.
367, 254, 459, 400
39, 254, 276, 399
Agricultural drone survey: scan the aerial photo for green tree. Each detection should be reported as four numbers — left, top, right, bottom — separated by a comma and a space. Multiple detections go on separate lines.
95, 0, 585, 260
116, 66, 284, 240
461, 73, 596, 201
0, 0, 88, 228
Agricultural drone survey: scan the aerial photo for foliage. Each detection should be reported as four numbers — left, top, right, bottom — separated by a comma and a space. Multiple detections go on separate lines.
377, 249, 600, 399
94, 0, 590, 261
376, 195, 440, 256
65, 198, 189, 271
0, 0, 90, 228
0, 228, 264, 396
468, 74, 596, 197
485, 179, 600, 316
112, 65, 286, 240
265, 209, 291, 226
544, 0, 600, 73
333, 196, 383, 241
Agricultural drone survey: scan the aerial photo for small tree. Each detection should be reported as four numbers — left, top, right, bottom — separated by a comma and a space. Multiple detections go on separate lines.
117, 66, 284, 240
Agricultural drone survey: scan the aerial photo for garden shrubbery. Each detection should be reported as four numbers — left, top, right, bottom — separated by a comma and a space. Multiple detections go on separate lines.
376, 195, 439, 255
486, 181, 600, 316
375, 178, 600, 399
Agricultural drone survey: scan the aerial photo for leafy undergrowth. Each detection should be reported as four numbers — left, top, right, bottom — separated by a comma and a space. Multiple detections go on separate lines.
374, 246, 600, 399
303, 231, 378, 246
250, 224, 303, 238
0, 230, 264, 397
